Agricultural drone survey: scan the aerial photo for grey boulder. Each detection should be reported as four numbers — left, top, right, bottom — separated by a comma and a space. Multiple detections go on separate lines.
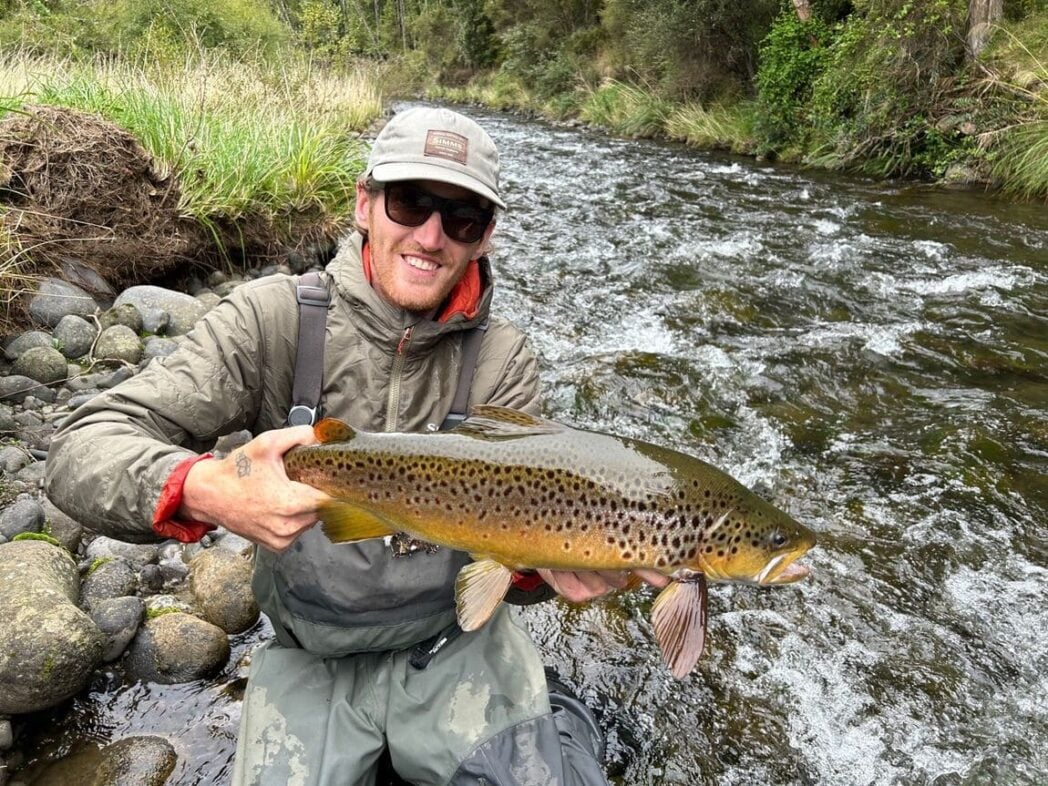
189, 548, 259, 634
29, 278, 100, 327
28, 734, 177, 786
94, 325, 143, 365
114, 286, 209, 336
12, 346, 68, 385
0, 497, 45, 540
52, 314, 98, 359
124, 612, 230, 684
88, 596, 146, 662
0, 541, 105, 714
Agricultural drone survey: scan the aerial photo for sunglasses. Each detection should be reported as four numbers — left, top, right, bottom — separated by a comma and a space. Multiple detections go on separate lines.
382, 182, 495, 244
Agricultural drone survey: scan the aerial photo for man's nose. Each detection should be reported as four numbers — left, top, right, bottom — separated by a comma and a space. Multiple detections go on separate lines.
413, 210, 447, 249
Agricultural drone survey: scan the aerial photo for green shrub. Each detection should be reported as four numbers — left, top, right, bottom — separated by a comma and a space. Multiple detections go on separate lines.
754, 10, 831, 149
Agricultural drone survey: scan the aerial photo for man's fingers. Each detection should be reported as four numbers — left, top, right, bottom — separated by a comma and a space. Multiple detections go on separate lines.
632, 568, 671, 588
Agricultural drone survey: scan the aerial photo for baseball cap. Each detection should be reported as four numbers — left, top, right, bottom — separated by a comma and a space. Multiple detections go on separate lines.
364, 106, 505, 209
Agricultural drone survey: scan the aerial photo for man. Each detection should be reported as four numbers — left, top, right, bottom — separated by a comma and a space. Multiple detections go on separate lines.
46, 106, 658, 785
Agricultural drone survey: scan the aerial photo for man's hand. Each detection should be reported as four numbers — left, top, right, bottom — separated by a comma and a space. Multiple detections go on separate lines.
536, 567, 671, 603
179, 426, 332, 552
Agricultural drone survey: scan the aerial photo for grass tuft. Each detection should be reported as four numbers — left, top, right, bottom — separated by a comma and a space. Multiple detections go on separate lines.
579, 80, 670, 139
665, 102, 759, 155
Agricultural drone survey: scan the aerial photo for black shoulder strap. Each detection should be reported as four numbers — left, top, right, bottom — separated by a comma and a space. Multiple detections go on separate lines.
440, 321, 488, 431
287, 271, 330, 427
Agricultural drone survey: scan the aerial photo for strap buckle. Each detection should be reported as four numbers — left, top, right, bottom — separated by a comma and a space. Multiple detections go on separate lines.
296, 285, 329, 307
287, 404, 320, 427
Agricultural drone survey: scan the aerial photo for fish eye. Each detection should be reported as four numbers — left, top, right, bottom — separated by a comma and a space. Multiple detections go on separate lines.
767, 530, 788, 548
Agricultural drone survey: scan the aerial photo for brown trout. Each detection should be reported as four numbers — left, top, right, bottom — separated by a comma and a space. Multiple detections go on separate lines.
284, 405, 816, 678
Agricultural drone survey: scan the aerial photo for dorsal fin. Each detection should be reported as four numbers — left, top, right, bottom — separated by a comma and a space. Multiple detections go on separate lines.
452, 405, 564, 440
314, 417, 355, 443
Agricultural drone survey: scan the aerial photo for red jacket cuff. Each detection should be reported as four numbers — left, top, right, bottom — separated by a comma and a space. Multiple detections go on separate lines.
152, 453, 217, 543
511, 570, 547, 592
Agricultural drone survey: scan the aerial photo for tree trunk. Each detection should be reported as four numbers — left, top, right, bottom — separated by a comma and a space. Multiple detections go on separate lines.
792, 0, 812, 23
967, 0, 1004, 59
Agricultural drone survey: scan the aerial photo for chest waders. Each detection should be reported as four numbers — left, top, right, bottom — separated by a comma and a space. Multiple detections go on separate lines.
232, 272, 610, 786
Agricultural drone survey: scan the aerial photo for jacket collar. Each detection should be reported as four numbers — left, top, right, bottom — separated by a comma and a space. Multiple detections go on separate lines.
326, 232, 493, 353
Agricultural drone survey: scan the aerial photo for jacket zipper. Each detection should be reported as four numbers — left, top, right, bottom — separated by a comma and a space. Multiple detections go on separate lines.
385, 326, 413, 431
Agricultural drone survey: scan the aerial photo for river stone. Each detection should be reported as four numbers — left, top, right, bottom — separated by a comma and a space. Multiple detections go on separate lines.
124, 612, 230, 684
94, 325, 143, 365
0, 446, 30, 474
0, 376, 40, 404
114, 285, 208, 336
97, 302, 144, 334
188, 548, 259, 634
88, 596, 145, 662
3, 331, 53, 361
12, 346, 68, 385
40, 498, 83, 553
0, 540, 105, 714
29, 735, 177, 786
14, 459, 47, 487
0, 497, 45, 540
28, 278, 100, 327
142, 336, 179, 360
84, 536, 159, 568
0, 404, 16, 434
0, 718, 10, 749
52, 315, 98, 359
97, 365, 135, 389
80, 556, 137, 609
67, 389, 102, 409
143, 594, 197, 616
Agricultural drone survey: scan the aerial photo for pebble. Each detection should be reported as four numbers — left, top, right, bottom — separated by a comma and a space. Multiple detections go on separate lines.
0, 497, 45, 540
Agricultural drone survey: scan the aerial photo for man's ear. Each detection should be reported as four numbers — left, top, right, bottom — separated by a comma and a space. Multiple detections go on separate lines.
476, 219, 497, 257
355, 181, 371, 231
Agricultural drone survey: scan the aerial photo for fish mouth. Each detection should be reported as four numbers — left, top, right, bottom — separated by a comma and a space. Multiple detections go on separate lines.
755, 551, 812, 586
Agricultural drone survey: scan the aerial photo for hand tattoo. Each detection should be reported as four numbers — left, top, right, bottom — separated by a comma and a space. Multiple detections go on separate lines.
234, 451, 252, 478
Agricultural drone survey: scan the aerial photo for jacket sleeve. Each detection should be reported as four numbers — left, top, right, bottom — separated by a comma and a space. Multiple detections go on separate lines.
44, 285, 277, 543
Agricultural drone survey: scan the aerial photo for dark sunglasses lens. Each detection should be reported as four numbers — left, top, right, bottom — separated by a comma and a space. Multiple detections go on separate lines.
385, 185, 433, 227
443, 205, 493, 244
384, 184, 492, 243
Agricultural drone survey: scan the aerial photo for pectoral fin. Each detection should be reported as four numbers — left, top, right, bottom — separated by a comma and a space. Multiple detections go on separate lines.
455, 559, 513, 631
650, 574, 708, 679
318, 500, 397, 543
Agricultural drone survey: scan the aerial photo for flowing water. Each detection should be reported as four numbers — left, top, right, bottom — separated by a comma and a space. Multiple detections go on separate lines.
12, 106, 1048, 785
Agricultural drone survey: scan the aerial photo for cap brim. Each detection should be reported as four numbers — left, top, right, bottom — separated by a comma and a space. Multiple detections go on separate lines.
370, 161, 506, 209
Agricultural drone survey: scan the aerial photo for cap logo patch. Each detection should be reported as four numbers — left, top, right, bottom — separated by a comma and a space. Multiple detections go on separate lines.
424, 130, 469, 165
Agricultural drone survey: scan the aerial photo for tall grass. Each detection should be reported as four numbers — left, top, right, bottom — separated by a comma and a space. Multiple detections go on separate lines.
0, 50, 383, 231
982, 18, 1048, 200
579, 80, 670, 139
665, 102, 759, 155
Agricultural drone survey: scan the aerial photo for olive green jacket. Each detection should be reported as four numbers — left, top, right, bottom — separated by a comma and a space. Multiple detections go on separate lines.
45, 232, 541, 653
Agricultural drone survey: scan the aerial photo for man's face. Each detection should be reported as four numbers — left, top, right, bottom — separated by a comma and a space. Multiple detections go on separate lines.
356, 179, 496, 314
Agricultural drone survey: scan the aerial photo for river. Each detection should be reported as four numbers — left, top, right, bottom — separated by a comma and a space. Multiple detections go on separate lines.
14, 106, 1048, 785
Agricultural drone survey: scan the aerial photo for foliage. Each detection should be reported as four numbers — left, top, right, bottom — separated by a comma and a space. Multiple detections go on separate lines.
755, 10, 831, 148
12, 531, 62, 547
753, 0, 985, 178
665, 101, 759, 154
601, 0, 781, 100
0, 0, 287, 59
579, 80, 671, 138
980, 12, 1048, 198
2, 0, 1046, 198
